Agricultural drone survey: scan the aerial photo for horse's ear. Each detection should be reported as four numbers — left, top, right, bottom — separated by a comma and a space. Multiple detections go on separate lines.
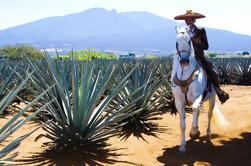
185, 26, 191, 33
175, 26, 179, 34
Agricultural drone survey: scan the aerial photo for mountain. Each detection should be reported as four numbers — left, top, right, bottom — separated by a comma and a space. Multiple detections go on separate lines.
0, 8, 250, 52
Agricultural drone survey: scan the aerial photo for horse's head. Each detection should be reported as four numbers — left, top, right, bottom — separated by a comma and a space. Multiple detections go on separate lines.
175, 26, 194, 66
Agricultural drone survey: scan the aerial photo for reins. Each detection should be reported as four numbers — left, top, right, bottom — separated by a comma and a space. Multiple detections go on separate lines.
176, 41, 191, 57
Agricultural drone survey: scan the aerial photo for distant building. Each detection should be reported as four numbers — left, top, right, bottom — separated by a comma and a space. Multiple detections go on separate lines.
119, 52, 136, 59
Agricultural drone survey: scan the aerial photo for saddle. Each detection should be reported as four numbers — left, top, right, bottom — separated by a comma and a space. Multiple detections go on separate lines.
173, 63, 212, 105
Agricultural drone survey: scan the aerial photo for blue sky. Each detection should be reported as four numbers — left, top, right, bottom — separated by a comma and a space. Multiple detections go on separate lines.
1, 0, 250, 35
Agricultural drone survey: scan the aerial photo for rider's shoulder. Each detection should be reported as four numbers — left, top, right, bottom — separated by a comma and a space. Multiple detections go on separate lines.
196, 26, 207, 32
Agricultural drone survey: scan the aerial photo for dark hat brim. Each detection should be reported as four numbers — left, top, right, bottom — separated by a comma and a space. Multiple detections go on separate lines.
174, 12, 205, 20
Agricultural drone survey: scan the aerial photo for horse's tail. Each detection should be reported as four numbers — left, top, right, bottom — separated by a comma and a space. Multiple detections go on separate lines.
212, 104, 229, 127
204, 100, 229, 127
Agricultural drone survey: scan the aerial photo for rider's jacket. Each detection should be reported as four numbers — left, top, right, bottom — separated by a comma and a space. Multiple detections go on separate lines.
190, 26, 209, 60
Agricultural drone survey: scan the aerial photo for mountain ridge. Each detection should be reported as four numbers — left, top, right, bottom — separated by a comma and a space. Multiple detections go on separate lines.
0, 8, 250, 52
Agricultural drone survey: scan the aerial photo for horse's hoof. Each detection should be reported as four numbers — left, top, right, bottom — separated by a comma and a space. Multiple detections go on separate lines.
179, 145, 186, 155
206, 134, 212, 142
178, 149, 186, 156
190, 130, 200, 140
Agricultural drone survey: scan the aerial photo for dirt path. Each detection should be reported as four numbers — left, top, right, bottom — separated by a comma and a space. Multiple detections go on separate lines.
1, 85, 251, 166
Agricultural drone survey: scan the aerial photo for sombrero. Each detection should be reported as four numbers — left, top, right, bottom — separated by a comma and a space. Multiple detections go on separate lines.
174, 10, 205, 20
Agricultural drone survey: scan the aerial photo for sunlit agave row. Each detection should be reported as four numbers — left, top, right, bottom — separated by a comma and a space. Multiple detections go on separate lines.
0, 57, 250, 164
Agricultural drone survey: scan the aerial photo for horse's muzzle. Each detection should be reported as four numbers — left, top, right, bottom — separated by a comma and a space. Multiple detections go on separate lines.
179, 53, 190, 65
180, 58, 190, 65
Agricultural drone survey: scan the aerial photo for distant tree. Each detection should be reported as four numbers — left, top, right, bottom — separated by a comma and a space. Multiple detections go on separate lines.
0, 45, 45, 59
207, 52, 217, 58
145, 55, 158, 59
242, 51, 250, 55
60, 50, 117, 61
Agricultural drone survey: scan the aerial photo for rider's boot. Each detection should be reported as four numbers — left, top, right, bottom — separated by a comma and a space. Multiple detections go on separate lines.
196, 57, 230, 104
206, 62, 230, 104
215, 87, 229, 104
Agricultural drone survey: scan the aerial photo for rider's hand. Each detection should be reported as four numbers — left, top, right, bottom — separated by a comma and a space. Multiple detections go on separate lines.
192, 37, 202, 44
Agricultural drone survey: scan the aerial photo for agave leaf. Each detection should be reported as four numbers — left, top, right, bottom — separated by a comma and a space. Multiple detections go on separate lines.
72, 60, 80, 130
0, 63, 55, 164
0, 152, 18, 162
83, 64, 138, 129
0, 84, 55, 135
0, 66, 17, 94
0, 125, 41, 155
83, 64, 116, 125
90, 85, 146, 128
0, 68, 33, 114
45, 55, 72, 124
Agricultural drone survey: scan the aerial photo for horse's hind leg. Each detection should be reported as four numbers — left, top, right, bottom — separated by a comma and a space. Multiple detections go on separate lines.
190, 95, 202, 139
206, 95, 216, 140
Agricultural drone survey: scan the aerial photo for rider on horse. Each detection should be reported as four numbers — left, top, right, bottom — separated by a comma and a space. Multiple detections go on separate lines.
174, 10, 229, 104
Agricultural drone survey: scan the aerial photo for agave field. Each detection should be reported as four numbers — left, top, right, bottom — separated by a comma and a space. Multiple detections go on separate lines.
0, 56, 250, 165
210, 58, 251, 85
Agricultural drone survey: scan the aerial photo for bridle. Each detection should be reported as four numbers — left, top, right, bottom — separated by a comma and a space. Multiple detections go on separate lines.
176, 39, 192, 57
173, 33, 198, 105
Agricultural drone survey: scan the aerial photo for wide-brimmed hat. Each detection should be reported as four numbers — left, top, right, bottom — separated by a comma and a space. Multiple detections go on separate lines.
174, 10, 205, 20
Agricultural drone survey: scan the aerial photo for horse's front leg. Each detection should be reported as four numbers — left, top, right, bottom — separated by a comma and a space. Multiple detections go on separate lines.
206, 95, 216, 140
190, 95, 202, 139
174, 95, 186, 153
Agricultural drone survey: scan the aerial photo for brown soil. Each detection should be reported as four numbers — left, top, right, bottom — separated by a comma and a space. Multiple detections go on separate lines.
1, 85, 251, 166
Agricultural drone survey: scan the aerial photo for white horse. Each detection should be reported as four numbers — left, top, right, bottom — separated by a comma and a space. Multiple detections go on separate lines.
171, 26, 228, 154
